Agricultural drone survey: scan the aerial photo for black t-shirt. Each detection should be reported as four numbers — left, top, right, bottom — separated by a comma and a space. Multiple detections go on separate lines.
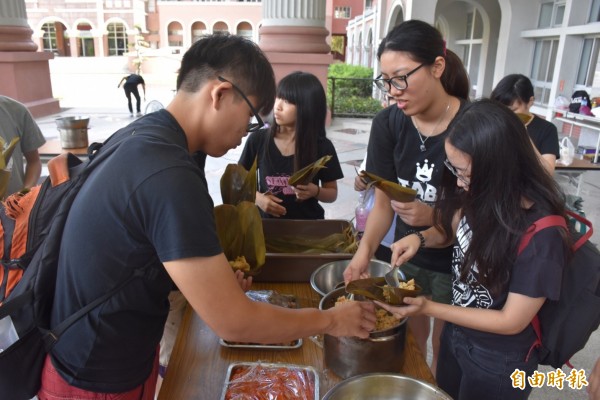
238, 129, 344, 220
452, 208, 565, 352
528, 115, 560, 158
366, 105, 463, 273
125, 74, 145, 86
50, 110, 222, 392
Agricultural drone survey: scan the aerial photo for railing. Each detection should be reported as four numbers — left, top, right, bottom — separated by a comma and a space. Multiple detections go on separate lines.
327, 76, 383, 119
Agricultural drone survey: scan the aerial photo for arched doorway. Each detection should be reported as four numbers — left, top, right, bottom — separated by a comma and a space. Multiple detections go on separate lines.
41, 21, 70, 56
107, 22, 128, 56
213, 21, 229, 35
168, 21, 183, 47
76, 23, 94, 57
191, 21, 207, 43
236, 22, 253, 40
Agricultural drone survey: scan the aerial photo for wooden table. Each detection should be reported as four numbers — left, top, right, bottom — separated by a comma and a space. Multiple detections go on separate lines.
38, 138, 88, 160
158, 282, 435, 399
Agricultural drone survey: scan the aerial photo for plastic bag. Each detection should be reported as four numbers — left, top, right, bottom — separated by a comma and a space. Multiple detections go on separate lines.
554, 95, 570, 110
558, 137, 575, 165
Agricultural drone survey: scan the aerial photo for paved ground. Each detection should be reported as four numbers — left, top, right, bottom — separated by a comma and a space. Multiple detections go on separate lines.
33, 57, 599, 399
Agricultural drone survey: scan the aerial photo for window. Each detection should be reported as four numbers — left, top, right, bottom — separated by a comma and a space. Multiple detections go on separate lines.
576, 37, 600, 91
335, 6, 351, 19
41, 22, 58, 53
590, 0, 600, 22
530, 38, 559, 105
538, 1, 565, 28
107, 22, 128, 56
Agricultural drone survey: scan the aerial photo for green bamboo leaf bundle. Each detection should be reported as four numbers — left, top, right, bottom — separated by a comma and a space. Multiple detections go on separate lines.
359, 170, 417, 203
265, 225, 358, 254
288, 155, 332, 186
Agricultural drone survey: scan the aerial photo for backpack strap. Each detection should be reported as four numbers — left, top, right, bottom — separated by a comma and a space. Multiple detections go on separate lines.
43, 266, 149, 351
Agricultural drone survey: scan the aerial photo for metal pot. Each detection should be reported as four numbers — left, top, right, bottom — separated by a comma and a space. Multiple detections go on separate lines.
319, 287, 407, 379
55, 116, 90, 148
322, 373, 452, 400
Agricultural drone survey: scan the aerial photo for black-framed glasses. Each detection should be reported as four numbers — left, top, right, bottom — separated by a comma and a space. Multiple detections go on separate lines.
373, 64, 425, 92
444, 159, 470, 185
218, 76, 264, 132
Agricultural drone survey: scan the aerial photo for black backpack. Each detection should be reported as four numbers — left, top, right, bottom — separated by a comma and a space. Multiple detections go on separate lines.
519, 211, 600, 368
568, 90, 591, 113
0, 132, 146, 399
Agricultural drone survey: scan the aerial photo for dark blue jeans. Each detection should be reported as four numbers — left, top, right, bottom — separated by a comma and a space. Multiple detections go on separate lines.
437, 323, 539, 400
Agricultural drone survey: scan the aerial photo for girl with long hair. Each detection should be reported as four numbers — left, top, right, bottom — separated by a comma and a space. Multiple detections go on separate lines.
238, 71, 343, 219
378, 99, 571, 400
343, 19, 470, 374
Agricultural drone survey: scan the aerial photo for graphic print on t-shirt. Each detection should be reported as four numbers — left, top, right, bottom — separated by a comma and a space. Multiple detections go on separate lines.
398, 159, 437, 203
451, 217, 493, 309
265, 174, 294, 196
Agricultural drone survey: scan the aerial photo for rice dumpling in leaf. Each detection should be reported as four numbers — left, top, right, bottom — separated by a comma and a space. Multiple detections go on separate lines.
359, 170, 417, 203
214, 200, 265, 276
288, 155, 332, 186
220, 157, 258, 205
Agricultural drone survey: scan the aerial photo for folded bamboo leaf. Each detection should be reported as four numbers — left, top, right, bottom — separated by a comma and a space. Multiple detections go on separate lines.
220, 157, 258, 205
265, 226, 358, 254
2, 137, 21, 168
288, 155, 332, 186
359, 170, 417, 203
214, 201, 265, 276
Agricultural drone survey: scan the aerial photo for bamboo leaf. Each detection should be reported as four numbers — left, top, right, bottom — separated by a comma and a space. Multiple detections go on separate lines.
288, 155, 332, 186
359, 170, 417, 203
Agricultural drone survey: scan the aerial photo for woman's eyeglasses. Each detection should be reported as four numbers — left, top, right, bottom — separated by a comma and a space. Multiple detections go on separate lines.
444, 159, 470, 185
218, 76, 264, 132
373, 64, 424, 92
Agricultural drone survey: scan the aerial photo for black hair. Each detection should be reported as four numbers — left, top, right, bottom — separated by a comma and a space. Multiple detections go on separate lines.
269, 71, 327, 172
377, 20, 470, 100
176, 34, 276, 116
490, 74, 534, 106
434, 99, 569, 295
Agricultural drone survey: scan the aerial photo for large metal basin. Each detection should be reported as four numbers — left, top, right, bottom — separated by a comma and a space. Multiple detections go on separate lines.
310, 259, 394, 297
322, 373, 452, 400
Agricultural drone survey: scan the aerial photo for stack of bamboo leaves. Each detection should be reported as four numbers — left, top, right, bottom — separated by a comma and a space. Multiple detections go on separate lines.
215, 158, 265, 276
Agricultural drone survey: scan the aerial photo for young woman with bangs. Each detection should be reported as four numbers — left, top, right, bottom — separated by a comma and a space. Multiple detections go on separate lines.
239, 71, 343, 219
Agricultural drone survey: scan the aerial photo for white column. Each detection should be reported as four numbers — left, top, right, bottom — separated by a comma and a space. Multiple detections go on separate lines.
0, 0, 37, 51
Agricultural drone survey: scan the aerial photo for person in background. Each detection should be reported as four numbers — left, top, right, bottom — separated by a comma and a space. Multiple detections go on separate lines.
238, 71, 343, 220
37, 34, 375, 400
344, 19, 470, 375
0, 96, 46, 197
378, 99, 570, 400
118, 73, 146, 116
491, 74, 560, 173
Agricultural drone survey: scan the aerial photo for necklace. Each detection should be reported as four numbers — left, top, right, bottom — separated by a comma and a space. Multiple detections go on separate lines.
413, 102, 450, 152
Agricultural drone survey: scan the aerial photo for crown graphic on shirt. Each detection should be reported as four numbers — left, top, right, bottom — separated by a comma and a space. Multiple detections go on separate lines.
416, 160, 434, 182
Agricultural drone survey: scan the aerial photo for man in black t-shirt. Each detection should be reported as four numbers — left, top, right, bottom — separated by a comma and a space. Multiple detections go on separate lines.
118, 73, 146, 115
37, 34, 376, 400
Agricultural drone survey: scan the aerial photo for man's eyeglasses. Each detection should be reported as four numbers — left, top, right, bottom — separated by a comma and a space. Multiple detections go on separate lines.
218, 76, 264, 132
444, 159, 470, 185
373, 64, 424, 92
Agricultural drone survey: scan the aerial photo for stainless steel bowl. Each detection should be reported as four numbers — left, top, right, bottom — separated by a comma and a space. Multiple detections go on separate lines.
322, 373, 452, 400
310, 259, 394, 297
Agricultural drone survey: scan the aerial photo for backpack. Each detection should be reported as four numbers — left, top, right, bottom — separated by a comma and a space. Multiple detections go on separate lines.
520, 211, 600, 369
0, 133, 146, 399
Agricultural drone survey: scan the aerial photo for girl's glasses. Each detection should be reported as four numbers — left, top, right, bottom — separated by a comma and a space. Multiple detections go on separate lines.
218, 76, 264, 132
373, 64, 424, 92
444, 159, 470, 185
